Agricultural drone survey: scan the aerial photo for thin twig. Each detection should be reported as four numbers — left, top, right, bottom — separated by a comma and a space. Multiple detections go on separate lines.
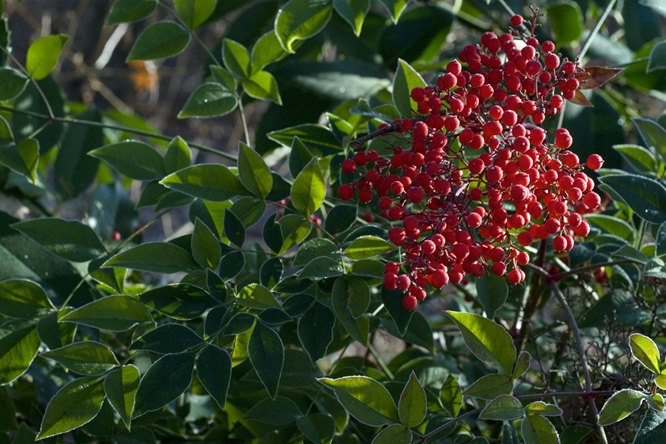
350, 123, 401, 151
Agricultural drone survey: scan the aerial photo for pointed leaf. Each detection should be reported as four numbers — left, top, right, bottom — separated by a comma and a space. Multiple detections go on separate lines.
192, 218, 221, 270
244, 396, 302, 424
106, 0, 157, 25
161, 163, 252, 202
237, 283, 279, 309
0, 139, 39, 182
292, 157, 325, 217
41, 341, 119, 375
463, 374, 513, 400
576, 66, 623, 89
248, 322, 284, 399
318, 376, 400, 426
299, 257, 344, 280
512, 351, 532, 379
133, 352, 196, 417
174, 0, 215, 29
178, 83, 237, 118
479, 395, 525, 421
0, 68, 28, 100
239, 142, 272, 199
26, 34, 68, 80
648, 40, 666, 73
398, 371, 426, 428
392, 59, 426, 119
525, 401, 563, 417
243, 70, 281, 104
371, 424, 412, 444
0, 279, 55, 318
333, 0, 370, 36
293, 238, 340, 266
197, 345, 232, 409
446, 311, 516, 375
37, 376, 105, 439
634, 408, 666, 443
332, 277, 369, 346
251, 30, 290, 74
476, 273, 508, 318
289, 136, 314, 178
546, 1, 583, 44
599, 174, 666, 224
130, 324, 203, 353
344, 236, 393, 260
222, 38, 251, 79
0, 319, 40, 384
325, 204, 357, 234
275, 0, 333, 53
633, 118, 666, 161
268, 124, 342, 157
103, 242, 199, 273
139, 284, 215, 319
521, 414, 559, 444
279, 214, 312, 253
89, 140, 165, 180
440, 375, 462, 417
298, 301, 335, 362
59, 295, 153, 331
630, 333, 661, 374
104, 365, 140, 429
126, 21, 190, 61
567, 89, 593, 107
598, 389, 646, 425
164, 136, 191, 174
377, 0, 409, 23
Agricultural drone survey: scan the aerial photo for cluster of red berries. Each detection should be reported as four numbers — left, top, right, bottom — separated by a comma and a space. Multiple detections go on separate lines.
337, 14, 605, 310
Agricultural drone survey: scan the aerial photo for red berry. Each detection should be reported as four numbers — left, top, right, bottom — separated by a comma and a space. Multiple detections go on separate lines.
111, 231, 121, 241
403, 295, 418, 310
358, 188, 373, 203
510, 15, 523, 27
341, 159, 356, 174
338, 184, 355, 201
587, 154, 604, 170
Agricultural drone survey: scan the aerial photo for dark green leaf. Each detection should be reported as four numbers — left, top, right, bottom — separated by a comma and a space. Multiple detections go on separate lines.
614, 144, 659, 175
103, 242, 199, 273
546, 1, 583, 44
647, 34, 666, 72
275, 0, 333, 53
13, 76, 65, 154
237, 283, 279, 310
325, 204, 357, 234
222, 312, 256, 335
243, 70, 281, 104
178, 83, 237, 118
599, 174, 666, 224
37, 309, 76, 350
26, 34, 68, 80
319, 375, 400, 426
127, 21, 190, 61
392, 59, 426, 119
440, 375, 462, 417
230, 197, 267, 227
462, 374, 513, 400
332, 277, 369, 346
377, 0, 409, 22
59, 295, 153, 331
479, 395, 525, 421
260, 257, 283, 288
192, 218, 221, 270
633, 118, 666, 161
0, 68, 27, 100
222, 38, 251, 78
244, 396, 302, 424
512, 351, 531, 379
446, 311, 516, 375
263, 213, 283, 254
174, 0, 216, 29
220, 250, 245, 280
104, 365, 140, 429
502, 421, 520, 444
344, 235, 393, 260
89, 140, 165, 180
139, 284, 215, 319
12, 218, 106, 262
586, 214, 636, 244
41, 341, 119, 375
292, 157, 325, 217
211, 65, 237, 90
37, 375, 105, 439
239, 142, 272, 199
299, 257, 344, 280
161, 163, 252, 202
248, 321, 284, 399
133, 352, 196, 417
298, 301, 335, 362
372, 424, 412, 444
268, 124, 342, 157
398, 372, 426, 428
381, 286, 413, 336
521, 414, 559, 444
293, 238, 340, 266
634, 408, 666, 443
197, 345, 232, 409
131, 324, 204, 353
106, 0, 157, 25
0, 279, 55, 318
278, 214, 312, 254
578, 289, 650, 328
164, 137, 191, 174
476, 273, 508, 319
333, 0, 370, 36
0, 139, 39, 182
289, 136, 314, 178
0, 318, 40, 384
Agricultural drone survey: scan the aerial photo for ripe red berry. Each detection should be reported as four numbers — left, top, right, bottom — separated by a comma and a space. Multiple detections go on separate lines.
341, 159, 356, 174
587, 154, 604, 170
111, 231, 121, 241
544, 53, 560, 70
403, 295, 418, 310
338, 184, 355, 201
358, 188, 373, 203
510, 15, 523, 26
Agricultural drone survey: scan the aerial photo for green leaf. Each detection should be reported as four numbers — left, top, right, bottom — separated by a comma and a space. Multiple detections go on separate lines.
222, 38, 251, 79
633, 118, 666, 161
294, 239, 340, 266
546, 1, 583, 44
372, 424, 412, 444
275, 0, 333, 53
598, 389, 646, 425
260, 257, 283, 289
578, 289, 650, 328
104, 365, 140, 429
243, 70, 282, 104
0, 279, 55, 318
178, 83, 238, 118
239, 142, 272, 199
251, 31, 290, 74
222, 312, 256, 335
325, 204, 357, 234
398, 371, 426, 428
440, 375, 462, 417
244, 396, 302, 424
289, 137, 314, 178
127, 21, 190, 61
476, 273, 508, 319
139, 284, 215, 319
656, 373, 666, 390
37, 376, 105, 439
103, 242, 199, 273
11, 218, 106, 263
248, 321, 284, 399
26, 34, 68, 80
463, 374, 513, 400
319, 375, 400, 426
237, 284, 279, 309
59, 295, 153, 331
0, 319, 40, 384
106, 0, 157, 25
161, 164, 252, 202
133, 352, 196, 417
479, 395, 525, 421
648, 41, 666, 73
381, 287, 413, 336
0, 68, 27, 100
299, 257, 344, 280
333, 0, 370, 36
278, 214, 312, 254
614, 144, 659, 175
297, 415, 336, 444
377, 0, 409, 23
196, 345, 232, 409
586, 214, 636, 244
599, 174, 666, 224
130, 324, 204, 353
392, 59, 426, 119
89, 140, 165, 180
37, 309, 77, 352
0, 139, 38, 182
164, 136, 191, 173
211, 65, 237, 91
512, 351, 532, 380
298, 301, 335, 362
41, 341, 119, 375
630, 333, 661, 374
220, 250, 245, 280
292, 157, 325, 217
649, 393, 665, 412
332, 277, 369, 346
54, 107, 103, 200
174, 0, 216, 29
230, 197, 267, 227
525, 401, 563, 417
521, 414, 559, 444
446, 311, 516, 375
192, 218, 221, 270
634, 408, 666, 443
344, 236, 393, 260
268, 124, 342, 157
